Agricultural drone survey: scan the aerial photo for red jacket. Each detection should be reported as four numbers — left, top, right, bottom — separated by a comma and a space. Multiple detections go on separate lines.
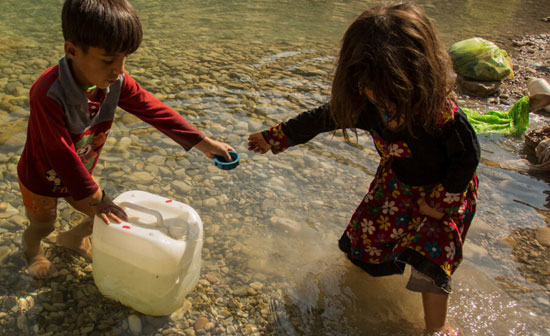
17, 56, 205, 200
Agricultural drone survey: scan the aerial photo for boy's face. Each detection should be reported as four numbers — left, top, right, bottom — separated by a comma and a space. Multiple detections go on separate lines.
65, 41, 127, 90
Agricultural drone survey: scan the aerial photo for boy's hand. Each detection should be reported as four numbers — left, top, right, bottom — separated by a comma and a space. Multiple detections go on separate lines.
194, 136, 234, 161
248, 131, 271, 154
417, 197, 444, 220
93, 196, 128, 225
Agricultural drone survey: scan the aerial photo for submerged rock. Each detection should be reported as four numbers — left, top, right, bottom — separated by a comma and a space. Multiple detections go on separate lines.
535, 226, 550, 246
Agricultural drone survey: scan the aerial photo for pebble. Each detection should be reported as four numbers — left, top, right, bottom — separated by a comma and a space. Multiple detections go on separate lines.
536, 297, 550, 306
535, 226, 550, 246
128, 314, 142, 335
203, 198, 218, 207
0, 246, 11, 265
193, 316, 209, 330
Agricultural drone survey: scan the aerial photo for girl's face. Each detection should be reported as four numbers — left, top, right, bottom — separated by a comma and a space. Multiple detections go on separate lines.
364, 87, 402, 127
364, 88, 377, 104
65, 41, 127, 90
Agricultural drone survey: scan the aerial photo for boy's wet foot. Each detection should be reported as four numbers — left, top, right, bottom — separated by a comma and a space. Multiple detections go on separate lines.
25, 246, 58, 279
56, 232, 93, 260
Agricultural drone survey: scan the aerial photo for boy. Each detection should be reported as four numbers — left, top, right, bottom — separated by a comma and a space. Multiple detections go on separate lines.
17, 0, 234, 279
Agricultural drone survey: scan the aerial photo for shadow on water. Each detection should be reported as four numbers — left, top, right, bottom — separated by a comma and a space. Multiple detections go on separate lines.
1, 0, 550, 335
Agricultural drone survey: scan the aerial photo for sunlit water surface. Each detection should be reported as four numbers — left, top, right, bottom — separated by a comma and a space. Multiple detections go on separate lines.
1, 0, 550, 335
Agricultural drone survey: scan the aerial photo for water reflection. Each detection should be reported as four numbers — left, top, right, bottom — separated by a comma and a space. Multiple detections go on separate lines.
1, 0, 550, 335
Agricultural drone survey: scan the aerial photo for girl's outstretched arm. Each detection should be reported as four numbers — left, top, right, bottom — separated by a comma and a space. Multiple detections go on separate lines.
248, 103, 344, 155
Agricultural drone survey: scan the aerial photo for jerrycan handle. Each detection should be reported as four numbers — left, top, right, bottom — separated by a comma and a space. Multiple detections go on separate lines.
118, 202, 165, 228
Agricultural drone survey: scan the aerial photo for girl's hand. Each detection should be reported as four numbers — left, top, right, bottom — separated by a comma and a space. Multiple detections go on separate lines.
248, 131, 271, 154
92, 196, 128, 225
194, 137, 234, 161
417, 197, 445, 220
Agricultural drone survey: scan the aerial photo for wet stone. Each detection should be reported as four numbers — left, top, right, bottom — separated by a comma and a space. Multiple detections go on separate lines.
535, 227, 550, 246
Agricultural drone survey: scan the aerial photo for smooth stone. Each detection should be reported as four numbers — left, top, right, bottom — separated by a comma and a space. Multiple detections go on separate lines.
194, 316, 209, 330
501, 236, 518, 248
269, 216, 301, 232
172, 180, 192, 193
128, 314, 142, 335
203, 198, 218, 207
0, 246, 12, 265
535, 226, 550, 246
115, 137, 132, 151
249, 281, 263, 290
0, 203, 18, 218
17, 315, 28, 331
128, 171, 155, 183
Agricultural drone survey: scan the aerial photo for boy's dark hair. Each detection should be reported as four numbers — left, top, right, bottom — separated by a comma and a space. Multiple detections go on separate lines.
330, 2, 455, 138
62, 0, 142, 55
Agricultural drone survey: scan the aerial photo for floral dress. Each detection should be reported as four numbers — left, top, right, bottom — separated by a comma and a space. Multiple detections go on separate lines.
261, 102, 479, 293
338, 131, 477, 292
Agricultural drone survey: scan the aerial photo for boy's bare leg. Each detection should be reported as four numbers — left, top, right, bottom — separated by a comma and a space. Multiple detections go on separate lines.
55, 196, 94, 260
22, 217, 58, 279
422, 292, 449, 334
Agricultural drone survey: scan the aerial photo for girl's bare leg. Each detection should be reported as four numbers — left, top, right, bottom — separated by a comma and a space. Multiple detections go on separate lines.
422, 292, 448, 333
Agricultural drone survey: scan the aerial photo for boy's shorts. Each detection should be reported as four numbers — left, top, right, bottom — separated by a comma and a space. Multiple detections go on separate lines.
406, 268, 449, 295
18, 179, 58, 217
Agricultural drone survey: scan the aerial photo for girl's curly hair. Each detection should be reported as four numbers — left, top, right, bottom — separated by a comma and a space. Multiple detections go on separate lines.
330, 2, 455, 140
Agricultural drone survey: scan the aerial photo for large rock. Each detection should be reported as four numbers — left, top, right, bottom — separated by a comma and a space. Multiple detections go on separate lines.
535, 226, 550, 246
456, 75, 501, 97
525, 125, 550, 151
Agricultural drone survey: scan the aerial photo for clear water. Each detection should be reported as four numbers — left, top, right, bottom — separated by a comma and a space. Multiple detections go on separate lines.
1, 0, 550, 335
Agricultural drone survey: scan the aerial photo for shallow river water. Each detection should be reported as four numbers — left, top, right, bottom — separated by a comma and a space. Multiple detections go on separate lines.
1, 0, 550, 335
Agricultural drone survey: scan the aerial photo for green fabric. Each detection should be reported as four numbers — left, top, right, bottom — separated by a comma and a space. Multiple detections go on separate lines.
462, 96, 530, 135
449, 37, 514, 81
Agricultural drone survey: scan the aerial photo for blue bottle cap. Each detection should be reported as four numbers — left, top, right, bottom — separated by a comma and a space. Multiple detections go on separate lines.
213, 151, 240, 170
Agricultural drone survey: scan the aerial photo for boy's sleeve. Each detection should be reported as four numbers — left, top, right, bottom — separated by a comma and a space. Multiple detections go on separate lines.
117, 73, 205, 151
29, 92, 98, 200
261, 103, 337, 153
425, 108, 480, 216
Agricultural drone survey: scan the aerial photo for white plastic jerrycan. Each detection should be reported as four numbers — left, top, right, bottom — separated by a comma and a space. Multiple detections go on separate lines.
92, 190, 203, 316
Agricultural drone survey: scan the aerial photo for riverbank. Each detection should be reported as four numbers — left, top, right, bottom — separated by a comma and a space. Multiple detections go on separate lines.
1, 32, 550, 336
457, 32, 550, 325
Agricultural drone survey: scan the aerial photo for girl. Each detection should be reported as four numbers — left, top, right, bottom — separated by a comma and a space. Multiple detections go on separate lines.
248, 3, 479, 334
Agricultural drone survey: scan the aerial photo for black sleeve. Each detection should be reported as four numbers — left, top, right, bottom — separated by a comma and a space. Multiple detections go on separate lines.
440, 110, 481, 193
279, 103, 337, 145
280, 102, 375, 145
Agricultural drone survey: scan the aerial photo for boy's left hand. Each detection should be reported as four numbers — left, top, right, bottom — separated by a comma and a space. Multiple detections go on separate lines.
194, 136, 234, 161
93, 196, 128, 225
